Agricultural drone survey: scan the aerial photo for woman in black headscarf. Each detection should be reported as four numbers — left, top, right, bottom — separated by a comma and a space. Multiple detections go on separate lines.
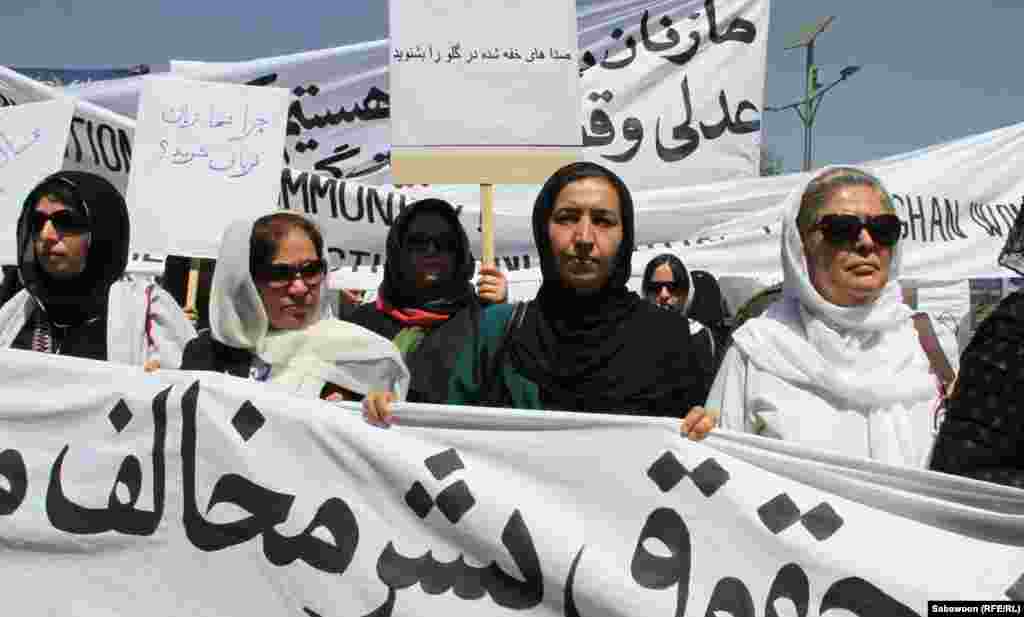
364, 162, 715, 436
929, 207, 1024, 488
345, 198, 507, 403
0, 171, 195, 367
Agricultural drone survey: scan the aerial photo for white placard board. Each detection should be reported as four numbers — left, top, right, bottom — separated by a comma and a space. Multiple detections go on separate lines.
0, 98, 75, 263
126, 77, 289, 258
389, 0, 581, 183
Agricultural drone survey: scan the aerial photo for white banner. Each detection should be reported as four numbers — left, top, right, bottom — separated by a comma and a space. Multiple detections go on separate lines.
0, 66, 135, 195
278, 118, 1024, 282
166, 0, 768, 191
3, 58, 1024, 284
0, 349, 1021, 615
126, 77, 290, 258
0, 99, 75, 262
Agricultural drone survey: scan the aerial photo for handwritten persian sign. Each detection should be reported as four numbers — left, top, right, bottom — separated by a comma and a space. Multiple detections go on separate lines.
0, 98, 74, 263
126, 77, 289, 258
389, 0, 581, 184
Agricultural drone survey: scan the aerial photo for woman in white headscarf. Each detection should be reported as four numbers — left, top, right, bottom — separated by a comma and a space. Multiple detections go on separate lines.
180, 212, 410, 402
706, 166, 941, 466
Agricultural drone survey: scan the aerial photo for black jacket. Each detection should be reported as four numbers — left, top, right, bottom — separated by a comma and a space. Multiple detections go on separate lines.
930, 291, 1024, 489
180, 330, 255, 378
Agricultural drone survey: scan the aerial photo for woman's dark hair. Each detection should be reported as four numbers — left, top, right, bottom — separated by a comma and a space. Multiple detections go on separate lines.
249, 212, 324, 278
27, 178, 88, 217
641, 254, 690, 296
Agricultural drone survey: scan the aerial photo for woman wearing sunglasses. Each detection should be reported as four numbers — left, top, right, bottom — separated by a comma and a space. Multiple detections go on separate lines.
363, 162, 714, 436
705, 166, 939, 466
0, 171, 196, 368
345, 198, 508, 404
641, 254, 716, 390
180, 212, 409, 402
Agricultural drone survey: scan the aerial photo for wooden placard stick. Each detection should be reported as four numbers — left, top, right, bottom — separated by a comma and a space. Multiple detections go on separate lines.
481, 183, 496, 267
184, 257, 202, 322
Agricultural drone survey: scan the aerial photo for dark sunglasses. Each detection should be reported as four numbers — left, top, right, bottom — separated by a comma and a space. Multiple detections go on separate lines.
30, 210, 90, 234
405, 232, 458, 254
812, 214, 902, 247
256, 259, 326, 288
645, 281, 681, 294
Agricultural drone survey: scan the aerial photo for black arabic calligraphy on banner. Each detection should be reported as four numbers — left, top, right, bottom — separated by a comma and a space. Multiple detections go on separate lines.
0, 380, 930, 616
580, 0, 761, 167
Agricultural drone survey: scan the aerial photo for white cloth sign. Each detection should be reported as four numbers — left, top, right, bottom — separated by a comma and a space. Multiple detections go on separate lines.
0, 99, 74, 262
126, 77, 290, 258
389, 0, 579, 148
0, 349, 1021, 615
0, 65, 135, 195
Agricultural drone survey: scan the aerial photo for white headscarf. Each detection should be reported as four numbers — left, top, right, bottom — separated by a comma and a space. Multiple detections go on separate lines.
209, 213, 409, 399
731, 166, 936, 408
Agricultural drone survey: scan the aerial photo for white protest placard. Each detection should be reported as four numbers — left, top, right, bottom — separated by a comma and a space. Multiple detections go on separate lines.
0, 98, 75, 263
126, 77, 289, 258
389, 0, 581, 184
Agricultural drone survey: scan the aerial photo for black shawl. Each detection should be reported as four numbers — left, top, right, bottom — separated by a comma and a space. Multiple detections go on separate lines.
504, 162, 707, 415
930, 291, 1024, 489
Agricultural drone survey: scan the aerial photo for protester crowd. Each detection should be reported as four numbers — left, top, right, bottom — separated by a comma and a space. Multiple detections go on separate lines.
3, 162, 1022, 488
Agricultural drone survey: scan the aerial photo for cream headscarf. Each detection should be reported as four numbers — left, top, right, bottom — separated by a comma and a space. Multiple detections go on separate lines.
209, 213, 409, 399
731, 166, 936, 408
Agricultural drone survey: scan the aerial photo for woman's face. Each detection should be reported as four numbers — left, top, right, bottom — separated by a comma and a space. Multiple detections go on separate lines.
547, 176, 624, 294
803, 185, 895, 307
647, 263, 687, 308
256, 228, 323, 330
403, 211, 457, 290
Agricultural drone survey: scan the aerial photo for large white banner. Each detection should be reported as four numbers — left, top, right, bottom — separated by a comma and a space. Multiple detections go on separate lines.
280, 118, 1024, 281
3, 60, 1024, 285
0, 349, 1021, 614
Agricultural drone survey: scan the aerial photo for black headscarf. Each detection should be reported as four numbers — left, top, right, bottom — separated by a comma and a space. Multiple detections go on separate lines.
378, 198, 475, 312
16, 171, 130, 325
504, 162, 706, 414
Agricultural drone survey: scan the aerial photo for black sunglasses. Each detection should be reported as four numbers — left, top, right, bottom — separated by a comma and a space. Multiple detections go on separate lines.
812, 214, 902, 247
405, 232, 458, 254
256, 259, 326, 288
30, 210, 91, 235
645, 281, 681, 294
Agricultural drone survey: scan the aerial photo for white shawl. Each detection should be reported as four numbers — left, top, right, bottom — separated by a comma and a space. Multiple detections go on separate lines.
0, 280, 196, 368
210, 214, 409, 399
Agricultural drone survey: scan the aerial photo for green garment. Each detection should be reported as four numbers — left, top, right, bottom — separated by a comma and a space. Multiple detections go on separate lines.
392, 326, 427, 356
447, 303, 543, 409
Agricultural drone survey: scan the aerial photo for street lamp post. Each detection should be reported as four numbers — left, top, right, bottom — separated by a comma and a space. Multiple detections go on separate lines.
765, 16, 861, 172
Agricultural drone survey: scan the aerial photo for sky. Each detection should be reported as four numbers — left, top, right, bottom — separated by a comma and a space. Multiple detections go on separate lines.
3, 0, 1023, 173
